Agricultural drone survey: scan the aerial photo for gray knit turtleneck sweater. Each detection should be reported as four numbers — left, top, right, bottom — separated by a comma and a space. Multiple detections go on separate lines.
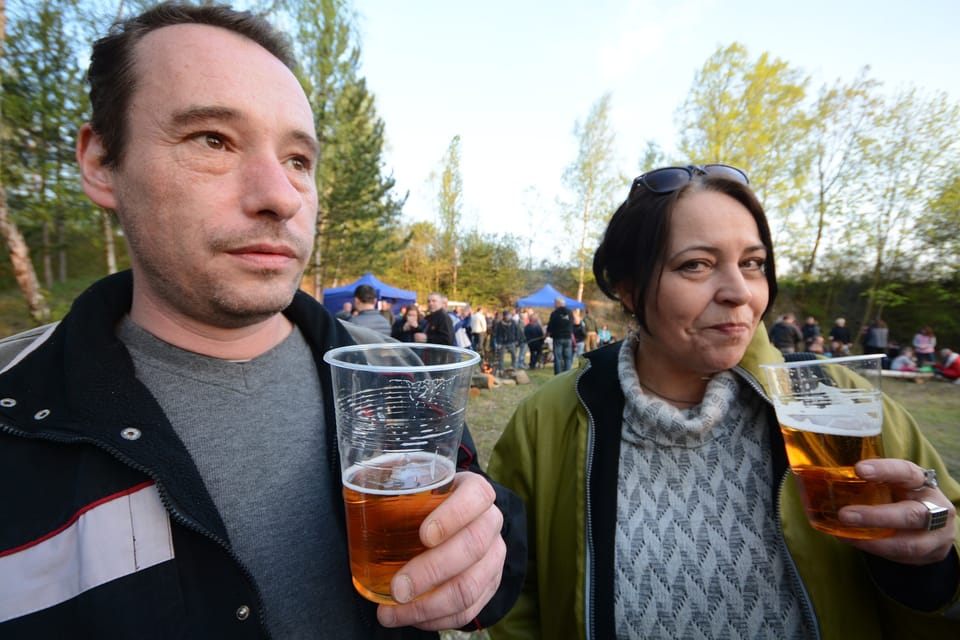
613, 332, 814, 639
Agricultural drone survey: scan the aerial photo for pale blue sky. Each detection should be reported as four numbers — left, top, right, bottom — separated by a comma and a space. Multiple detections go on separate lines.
355, 0, 959, 262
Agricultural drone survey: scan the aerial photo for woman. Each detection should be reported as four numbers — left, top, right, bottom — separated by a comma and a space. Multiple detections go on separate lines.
488, 164, 960, 639
572, 309, 587, 357
390, 304, 426, 342
914, 326, 938, 367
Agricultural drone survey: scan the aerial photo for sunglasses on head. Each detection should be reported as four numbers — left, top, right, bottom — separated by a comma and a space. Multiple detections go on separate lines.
629, 164, 749, 196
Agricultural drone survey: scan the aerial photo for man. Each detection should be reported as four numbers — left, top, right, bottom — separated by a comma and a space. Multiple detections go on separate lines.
416, 292, 454, 345
336, 301, 353, 320
801, 315, 821, 352
524, 313, 545, 368
469, 304, 487, 353
767, 313, 804, 354
349, 283, 392, 337
0, 4, 524, 638
492, 309, 522, 376
546, 296, 574, 374
828, 316, 852, 356
515, 311, 530, 368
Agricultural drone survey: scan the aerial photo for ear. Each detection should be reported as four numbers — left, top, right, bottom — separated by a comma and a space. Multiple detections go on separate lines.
616, 284, 635, 314
76, 123, 118, 210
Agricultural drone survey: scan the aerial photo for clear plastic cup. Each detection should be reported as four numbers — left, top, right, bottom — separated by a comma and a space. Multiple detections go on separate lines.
323, 343, 479, 603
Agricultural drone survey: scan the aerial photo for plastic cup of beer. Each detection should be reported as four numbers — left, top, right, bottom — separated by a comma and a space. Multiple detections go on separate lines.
760, 354, 894, 540
323, 343, 479, 604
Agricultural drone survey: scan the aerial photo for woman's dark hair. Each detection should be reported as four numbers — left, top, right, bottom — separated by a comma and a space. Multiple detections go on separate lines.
86, 2, 297, 168
593, 175, 778, 331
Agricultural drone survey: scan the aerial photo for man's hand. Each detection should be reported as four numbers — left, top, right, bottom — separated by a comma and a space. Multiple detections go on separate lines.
376, 471, 506, 630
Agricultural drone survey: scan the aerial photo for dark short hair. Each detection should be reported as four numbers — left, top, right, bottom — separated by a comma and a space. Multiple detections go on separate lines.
593, 175, 777, 332
86, 1, 297, 168
354, 284, 377, 304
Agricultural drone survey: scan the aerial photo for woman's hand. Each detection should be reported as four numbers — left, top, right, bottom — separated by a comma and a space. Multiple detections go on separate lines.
838, 459, 956, 565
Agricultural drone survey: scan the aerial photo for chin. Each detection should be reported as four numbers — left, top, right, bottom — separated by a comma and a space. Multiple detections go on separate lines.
699, 347, 749, 372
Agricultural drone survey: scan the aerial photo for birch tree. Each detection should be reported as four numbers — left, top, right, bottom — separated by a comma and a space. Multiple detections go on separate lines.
562, 93, 621, 301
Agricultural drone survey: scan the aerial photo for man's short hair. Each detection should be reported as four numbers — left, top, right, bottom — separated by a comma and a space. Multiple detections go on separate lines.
86, 2, 296, 168
354, 284, 377, 304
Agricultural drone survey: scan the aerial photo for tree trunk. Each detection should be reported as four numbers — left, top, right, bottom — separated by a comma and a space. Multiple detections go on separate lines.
0, 187, 50, 323
102, 211, 117, 274
42, 221, 53, 289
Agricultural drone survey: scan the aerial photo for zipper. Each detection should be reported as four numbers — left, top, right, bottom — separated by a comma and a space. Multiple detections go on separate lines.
774, 472, 822, 640
1, 421, 274, 639
574, 361, 598, 640
735, 365, 821, 639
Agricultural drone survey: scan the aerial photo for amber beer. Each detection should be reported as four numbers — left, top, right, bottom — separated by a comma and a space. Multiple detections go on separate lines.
343, 452, 456, 604
780, 422, 894, 539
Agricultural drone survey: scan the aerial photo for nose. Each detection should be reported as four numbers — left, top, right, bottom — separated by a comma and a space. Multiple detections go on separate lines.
715, 265, 753, 306
240, 153, 308, 221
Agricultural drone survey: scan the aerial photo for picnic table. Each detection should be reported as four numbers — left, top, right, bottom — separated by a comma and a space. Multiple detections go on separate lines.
881, 369, 935, 383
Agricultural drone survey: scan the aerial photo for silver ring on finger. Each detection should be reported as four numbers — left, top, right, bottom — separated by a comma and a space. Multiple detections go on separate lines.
917, 499, 949, 531
912, 468, 939, 492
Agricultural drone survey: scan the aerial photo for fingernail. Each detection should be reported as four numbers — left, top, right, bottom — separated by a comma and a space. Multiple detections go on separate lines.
424, 519, 443, 547
392, 574, 414, 604
840, 510, 863, 524
378, 605, 396, 627
858, 463, 876, 478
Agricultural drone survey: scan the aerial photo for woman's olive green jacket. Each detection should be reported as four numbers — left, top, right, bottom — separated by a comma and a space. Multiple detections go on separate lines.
488, 329, 960, 639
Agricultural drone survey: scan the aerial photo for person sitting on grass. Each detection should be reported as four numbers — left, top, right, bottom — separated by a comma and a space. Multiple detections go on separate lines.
934, 348, 960, 382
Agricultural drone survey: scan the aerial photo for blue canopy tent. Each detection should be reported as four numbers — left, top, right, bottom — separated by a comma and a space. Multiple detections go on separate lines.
516, 284, 584, 310
322, 272, 417, 314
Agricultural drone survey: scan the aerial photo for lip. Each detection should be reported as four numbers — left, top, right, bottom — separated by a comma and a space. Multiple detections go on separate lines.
707, 322, 752, 334
227, 243, 300, 268
229, 243, 298, 258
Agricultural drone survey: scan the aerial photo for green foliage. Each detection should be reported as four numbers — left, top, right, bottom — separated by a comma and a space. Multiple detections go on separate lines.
2, 0, 99, 288
677, 42, 812, 221
281, 0, 406, 292
431, 135, 464, 296
561, 93, 622, 300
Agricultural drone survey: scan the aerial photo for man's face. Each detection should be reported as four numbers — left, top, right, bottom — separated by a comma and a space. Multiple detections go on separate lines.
427, 295, 443, 312
81, 24, 319, 329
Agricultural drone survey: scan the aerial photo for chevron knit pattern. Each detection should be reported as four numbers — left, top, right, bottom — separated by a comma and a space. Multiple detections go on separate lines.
613, 333, 813, 639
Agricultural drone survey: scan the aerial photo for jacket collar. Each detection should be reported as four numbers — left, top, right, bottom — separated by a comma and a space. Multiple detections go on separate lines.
0, 271, 354, 541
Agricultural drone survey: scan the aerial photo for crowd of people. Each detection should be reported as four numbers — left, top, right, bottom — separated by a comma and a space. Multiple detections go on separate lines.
765, 313, 959, 381
1, 3, 957, 639
336, 287, 618, 378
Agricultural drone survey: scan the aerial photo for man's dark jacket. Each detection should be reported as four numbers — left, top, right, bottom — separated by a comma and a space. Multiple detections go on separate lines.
0, 272, 525, 639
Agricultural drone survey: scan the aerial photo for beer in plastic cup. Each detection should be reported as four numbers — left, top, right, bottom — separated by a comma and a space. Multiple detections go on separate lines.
761, 354, 894, 539
324, 343, 479, 603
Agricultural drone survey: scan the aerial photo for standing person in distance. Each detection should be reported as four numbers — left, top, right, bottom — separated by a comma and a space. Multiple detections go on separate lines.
572, 308, 587, 357
487, 163, 960, 640
524, 313, 546, 369
801, 315, 821, 352
828, 316, 852, 356
391, 304, 426, 343
0, 4, 526, 637
546, 296, 574, 374
349, 283, 392, 337
913, 326, 938, 367
767, 312, 803, 354
469, 304, 487, 353
416, 292, 455, 346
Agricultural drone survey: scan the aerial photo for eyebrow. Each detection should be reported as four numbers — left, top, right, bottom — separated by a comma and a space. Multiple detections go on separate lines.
170, 105, 320, 158
670, 243, 768, 259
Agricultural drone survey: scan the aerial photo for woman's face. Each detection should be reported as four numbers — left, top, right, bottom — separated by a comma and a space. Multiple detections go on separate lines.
637, 189, 769, 376
406, 309, 419, 323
